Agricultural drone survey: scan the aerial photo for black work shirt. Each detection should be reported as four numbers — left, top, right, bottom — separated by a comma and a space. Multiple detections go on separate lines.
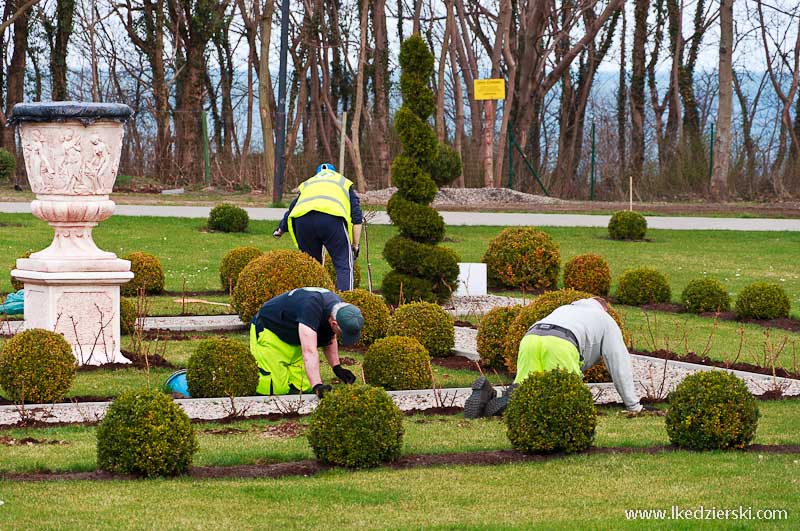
251, 288, 341, 346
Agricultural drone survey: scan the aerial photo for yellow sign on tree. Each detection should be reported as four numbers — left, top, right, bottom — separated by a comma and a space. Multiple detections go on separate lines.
473, 79, 506, 100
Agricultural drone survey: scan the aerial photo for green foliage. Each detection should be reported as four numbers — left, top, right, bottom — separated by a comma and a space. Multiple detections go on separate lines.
363, 335, 432, 391
307, 384, 404, 468
505, 369, 597, 454
665, 371, 759, 450
681, 278, 731, 314
119, 297, 137, 336
122, 252, 165, 296
325, 258, 361, 289
477, 305, 523, 370
384, 35, 461, 314
232, 250, 334, 323
614, 268, 671, 306
207, 203, 249, 233
0, 148, 15, 180
505, 289, 627, 371
219, 246, 263, 292
427, 143, 462, 187
10, 250, 32, 292
394, 107, 438, 166
608, 211, 647, 240
337, 289, 390, 347
387, 195, 445, 244
186, 337, 259, 398
96, 390, 198, 477
383, 236, 459, 285
734, 282, 791, 320
380, 270, 436, 306
388, 302, 454, 358
482, 227, 560, 290
0, 329, 76, 404
392, 155, 437, 204
563, 253, 611, 296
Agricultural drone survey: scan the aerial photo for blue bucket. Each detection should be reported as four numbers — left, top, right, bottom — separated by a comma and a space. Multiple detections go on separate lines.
165, 370, 190, 398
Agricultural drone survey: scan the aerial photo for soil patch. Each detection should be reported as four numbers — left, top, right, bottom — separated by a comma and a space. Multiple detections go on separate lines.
6, 445, 800, 482
76, 350, 176, 371
0, 436, 68, 446
633, 349, 800, 380
635, 303, 800, 334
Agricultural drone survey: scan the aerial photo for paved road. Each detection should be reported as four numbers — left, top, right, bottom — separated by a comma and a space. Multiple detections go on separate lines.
1, 202, 798, 231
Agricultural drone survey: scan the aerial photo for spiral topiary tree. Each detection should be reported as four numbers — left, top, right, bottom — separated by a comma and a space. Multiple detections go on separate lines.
382, 35, 462, 305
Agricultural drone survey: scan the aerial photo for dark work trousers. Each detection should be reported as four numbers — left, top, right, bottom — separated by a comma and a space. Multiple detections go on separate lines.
292, 211, 354, 291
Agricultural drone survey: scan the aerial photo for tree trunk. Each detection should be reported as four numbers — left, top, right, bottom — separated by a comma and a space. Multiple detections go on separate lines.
1, 3, 28, 153
447, 0, 465, 187
348, 0, 369, 193
710, 0, 733, 200
617, 5, 628, 185
51, 0, 75, 100
371, 0, 391, 187
258, 0, 274, 195
629, 0, 649, 183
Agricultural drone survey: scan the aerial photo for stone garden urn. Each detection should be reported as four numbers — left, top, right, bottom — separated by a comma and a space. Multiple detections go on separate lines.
9, 102, 134, 365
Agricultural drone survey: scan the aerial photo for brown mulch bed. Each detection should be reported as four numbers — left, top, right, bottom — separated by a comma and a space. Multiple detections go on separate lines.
633, 349, 800, 380
76, 349, 176, 372
5, 444, 800, 482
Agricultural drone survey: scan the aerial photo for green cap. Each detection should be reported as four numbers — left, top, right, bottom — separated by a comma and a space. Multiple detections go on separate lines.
333, 303, 364, 345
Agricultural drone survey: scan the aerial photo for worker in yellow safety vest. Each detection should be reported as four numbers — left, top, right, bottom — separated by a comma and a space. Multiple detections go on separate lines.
273, 163, 363, 291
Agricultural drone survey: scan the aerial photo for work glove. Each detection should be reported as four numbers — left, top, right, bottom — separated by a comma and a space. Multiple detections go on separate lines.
333, 364, 356, 384
272, 227, 284, 239
351, 245, 360, 259
312, 383, 332, 399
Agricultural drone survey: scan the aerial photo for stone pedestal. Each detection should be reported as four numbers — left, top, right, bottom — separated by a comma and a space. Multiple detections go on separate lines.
9, 102, 133, 366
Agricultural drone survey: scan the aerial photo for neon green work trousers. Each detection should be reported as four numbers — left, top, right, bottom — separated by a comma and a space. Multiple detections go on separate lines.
249, 324, 313, 395
514, 334, 582, 385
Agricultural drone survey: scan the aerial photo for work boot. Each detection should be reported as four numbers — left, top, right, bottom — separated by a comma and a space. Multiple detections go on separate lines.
484, 383, 518, 417
463, 376, 496, 419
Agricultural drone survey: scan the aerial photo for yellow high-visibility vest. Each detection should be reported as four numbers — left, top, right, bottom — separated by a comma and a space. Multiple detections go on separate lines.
288, 169, 354, 246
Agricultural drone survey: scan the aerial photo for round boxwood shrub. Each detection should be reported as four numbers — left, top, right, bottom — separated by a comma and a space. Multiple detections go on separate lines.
477, 305, 523, 370
614, 268, 671, 306
363, 335, 432, 390
665, 371, 759, 450
505, 369, 597, 454
338, 289, 390, 347
380, 270, 436, 305
96, 389, 198, 477
0, 148, 15, 180
505, 289, 627, 371
219, 246, 263, 292
608, 211, 647, 240
388, 301, 454, 358
681, 278, 730, 314
563, 253, 611, 296
324, 257, 361, 290
186, 337, 259, 398
307, 384, 404, 468
121, 252, 165, 296
734, 282, 790, 320
0, 329, 76, 403
10, 250, 32, 292
208, 203, 249, 233
120, 297, 137, 336
232, 250, 334, 323
482, 227, 560, 290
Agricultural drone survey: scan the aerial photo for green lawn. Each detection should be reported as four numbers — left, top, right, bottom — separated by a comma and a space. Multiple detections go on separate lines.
0, 402, 798, 530
3, 213, 800, 315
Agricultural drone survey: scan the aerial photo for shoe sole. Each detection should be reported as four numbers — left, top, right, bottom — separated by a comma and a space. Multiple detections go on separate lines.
484, 394, 509, 417
463, 376, 496, 419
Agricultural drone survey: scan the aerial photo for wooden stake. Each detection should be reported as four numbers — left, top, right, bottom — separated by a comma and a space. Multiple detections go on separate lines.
338, 112, 347, 171
629, 176, 633, 211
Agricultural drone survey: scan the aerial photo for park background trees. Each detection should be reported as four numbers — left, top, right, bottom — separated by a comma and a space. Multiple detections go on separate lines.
1, 0, 799, 201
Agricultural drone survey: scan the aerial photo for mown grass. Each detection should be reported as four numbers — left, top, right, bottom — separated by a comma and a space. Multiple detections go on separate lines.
3, 213, 800, 314
0, 402, 798, 530
0, 400, 797, 475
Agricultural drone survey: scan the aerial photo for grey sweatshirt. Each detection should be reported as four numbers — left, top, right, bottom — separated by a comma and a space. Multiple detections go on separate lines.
534, 298, 642, 411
